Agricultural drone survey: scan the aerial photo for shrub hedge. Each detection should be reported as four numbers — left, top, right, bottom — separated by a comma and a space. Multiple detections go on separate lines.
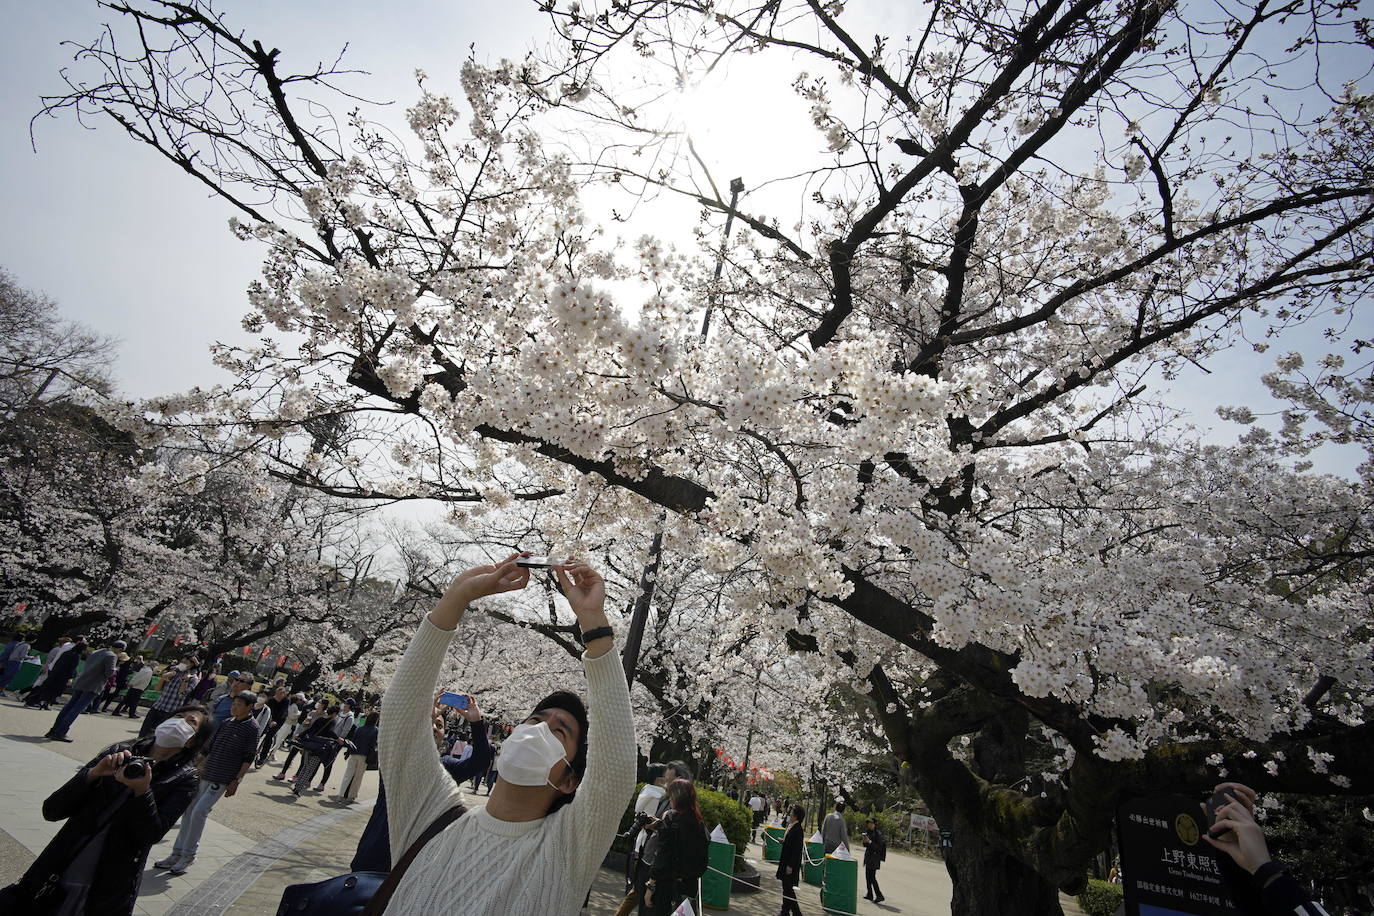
1076, 879, 1123, 916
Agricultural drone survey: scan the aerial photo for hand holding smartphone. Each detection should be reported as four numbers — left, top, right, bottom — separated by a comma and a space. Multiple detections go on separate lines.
438, 690, 470, 710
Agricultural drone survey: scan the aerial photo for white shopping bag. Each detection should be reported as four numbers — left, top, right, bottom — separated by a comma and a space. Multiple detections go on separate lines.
672, 900, 696, 916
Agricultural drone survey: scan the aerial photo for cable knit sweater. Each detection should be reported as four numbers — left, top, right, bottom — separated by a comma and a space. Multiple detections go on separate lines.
380, 616, 636, 915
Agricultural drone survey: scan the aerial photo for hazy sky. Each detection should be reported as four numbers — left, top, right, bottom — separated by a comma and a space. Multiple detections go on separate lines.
1, 1, 1362, 479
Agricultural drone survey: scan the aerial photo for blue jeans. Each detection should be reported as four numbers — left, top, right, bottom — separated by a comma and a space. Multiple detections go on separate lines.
172, 779, 228, 857
50, 690, 98, 737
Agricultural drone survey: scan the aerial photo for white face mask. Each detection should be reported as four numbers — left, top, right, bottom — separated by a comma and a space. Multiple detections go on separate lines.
500, 721, 572, 790
154, 717, 196, 749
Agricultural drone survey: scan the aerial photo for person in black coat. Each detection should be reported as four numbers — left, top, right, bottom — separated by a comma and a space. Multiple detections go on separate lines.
25, 638, 86, 709
862, 817, 887, 903
642, 778, 709, 915
776, 803, 805, 916
0, 703, 212, 915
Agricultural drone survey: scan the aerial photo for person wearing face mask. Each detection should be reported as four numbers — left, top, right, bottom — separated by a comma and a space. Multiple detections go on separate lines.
139, 656, 200, 738
378, 554, 636, 915
0, 704, 211, 914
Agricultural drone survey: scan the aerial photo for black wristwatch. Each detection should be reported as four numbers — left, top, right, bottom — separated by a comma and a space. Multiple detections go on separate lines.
580, 625, 614, 644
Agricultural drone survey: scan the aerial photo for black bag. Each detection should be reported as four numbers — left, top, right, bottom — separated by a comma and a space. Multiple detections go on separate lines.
276, 804, 465, 915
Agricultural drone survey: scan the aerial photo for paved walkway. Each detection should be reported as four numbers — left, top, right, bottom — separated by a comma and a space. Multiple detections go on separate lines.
0, 696, 1082, 914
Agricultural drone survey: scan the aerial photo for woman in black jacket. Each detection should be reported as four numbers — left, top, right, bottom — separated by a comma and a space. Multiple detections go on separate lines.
642, 778, 709, 915
0, 703, 211, 914
862, 816, 887, 903
776, 803, 805, 916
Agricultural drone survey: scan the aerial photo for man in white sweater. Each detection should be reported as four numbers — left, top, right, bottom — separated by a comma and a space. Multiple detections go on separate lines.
380, 554, 636, 915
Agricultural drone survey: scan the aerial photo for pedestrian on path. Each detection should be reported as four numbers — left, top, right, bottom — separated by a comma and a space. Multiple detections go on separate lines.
155, 690, 260, 875
210, 672, 254, 725
336, 709, 379, 803
314, 697, 356, 791
861, 816, 887, 903
0, 704, 211, 914
0, 633, 31, 694
777, 804, 806, 916
46, 639, 123, 741
113, 661, 154, 717
139, 656, 200, 737
21, 636, 73, 703
376, 554, 636, 915
26, 637, 86, 710
95, 651, 133, 711
821, 801, 849, 854
255, 685, 293, 767
287, 704, 343, 796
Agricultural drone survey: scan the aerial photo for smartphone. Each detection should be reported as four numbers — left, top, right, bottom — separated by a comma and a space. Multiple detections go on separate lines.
438, 691, 470, 710
516, 555, 559, 568
1205, 788, 1236, 837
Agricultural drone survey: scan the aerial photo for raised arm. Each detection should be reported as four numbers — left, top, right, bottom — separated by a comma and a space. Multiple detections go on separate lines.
552, 562, 638, 887
379, 555, 529, 860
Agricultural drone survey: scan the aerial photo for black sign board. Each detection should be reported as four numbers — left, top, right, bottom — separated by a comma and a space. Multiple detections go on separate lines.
1118, 795, 1239, 916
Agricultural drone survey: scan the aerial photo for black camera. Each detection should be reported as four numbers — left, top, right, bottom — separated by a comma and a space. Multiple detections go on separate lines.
122, 757, 153, 780
621, 811, 653, 842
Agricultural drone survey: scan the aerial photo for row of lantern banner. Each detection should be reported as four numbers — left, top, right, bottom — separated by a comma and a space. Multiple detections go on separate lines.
712, 747, 775, 784
144, 624, 365, 683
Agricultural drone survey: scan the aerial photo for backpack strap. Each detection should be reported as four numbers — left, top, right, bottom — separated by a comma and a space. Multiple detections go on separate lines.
361, 803, 467, 916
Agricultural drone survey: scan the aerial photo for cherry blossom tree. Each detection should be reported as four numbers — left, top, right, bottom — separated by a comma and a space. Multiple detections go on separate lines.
38, 2, 1374, 913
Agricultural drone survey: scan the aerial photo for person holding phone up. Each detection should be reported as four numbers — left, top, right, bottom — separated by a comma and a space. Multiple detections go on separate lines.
377, 553, 636, 915
1204, 782, 1330, 916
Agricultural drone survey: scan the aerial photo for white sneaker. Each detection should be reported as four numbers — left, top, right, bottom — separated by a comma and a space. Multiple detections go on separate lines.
154, 854, 182, 869
168, 856, 195, 876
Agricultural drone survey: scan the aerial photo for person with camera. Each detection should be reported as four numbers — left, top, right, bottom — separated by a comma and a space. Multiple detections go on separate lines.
0, 703, 211, 914
1203, 782, 1329, 916
155, 690, 261, 875
642, 778, 710, 916
378, 553, 636, 915
613, 764, 669, 916
615, 761, 690, 916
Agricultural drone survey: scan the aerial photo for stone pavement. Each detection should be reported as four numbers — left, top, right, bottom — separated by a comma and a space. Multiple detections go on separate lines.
0, 696, 1083, 914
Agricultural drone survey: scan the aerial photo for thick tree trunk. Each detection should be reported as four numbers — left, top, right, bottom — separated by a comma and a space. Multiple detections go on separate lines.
942, 826, 1064, 916
916, 702, 1067, 916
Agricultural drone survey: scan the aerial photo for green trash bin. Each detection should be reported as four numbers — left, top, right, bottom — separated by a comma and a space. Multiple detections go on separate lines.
701, 838, 735, 910
821, 852, 859, 915
803, 839, 825, 886
762, 825, 785, 862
